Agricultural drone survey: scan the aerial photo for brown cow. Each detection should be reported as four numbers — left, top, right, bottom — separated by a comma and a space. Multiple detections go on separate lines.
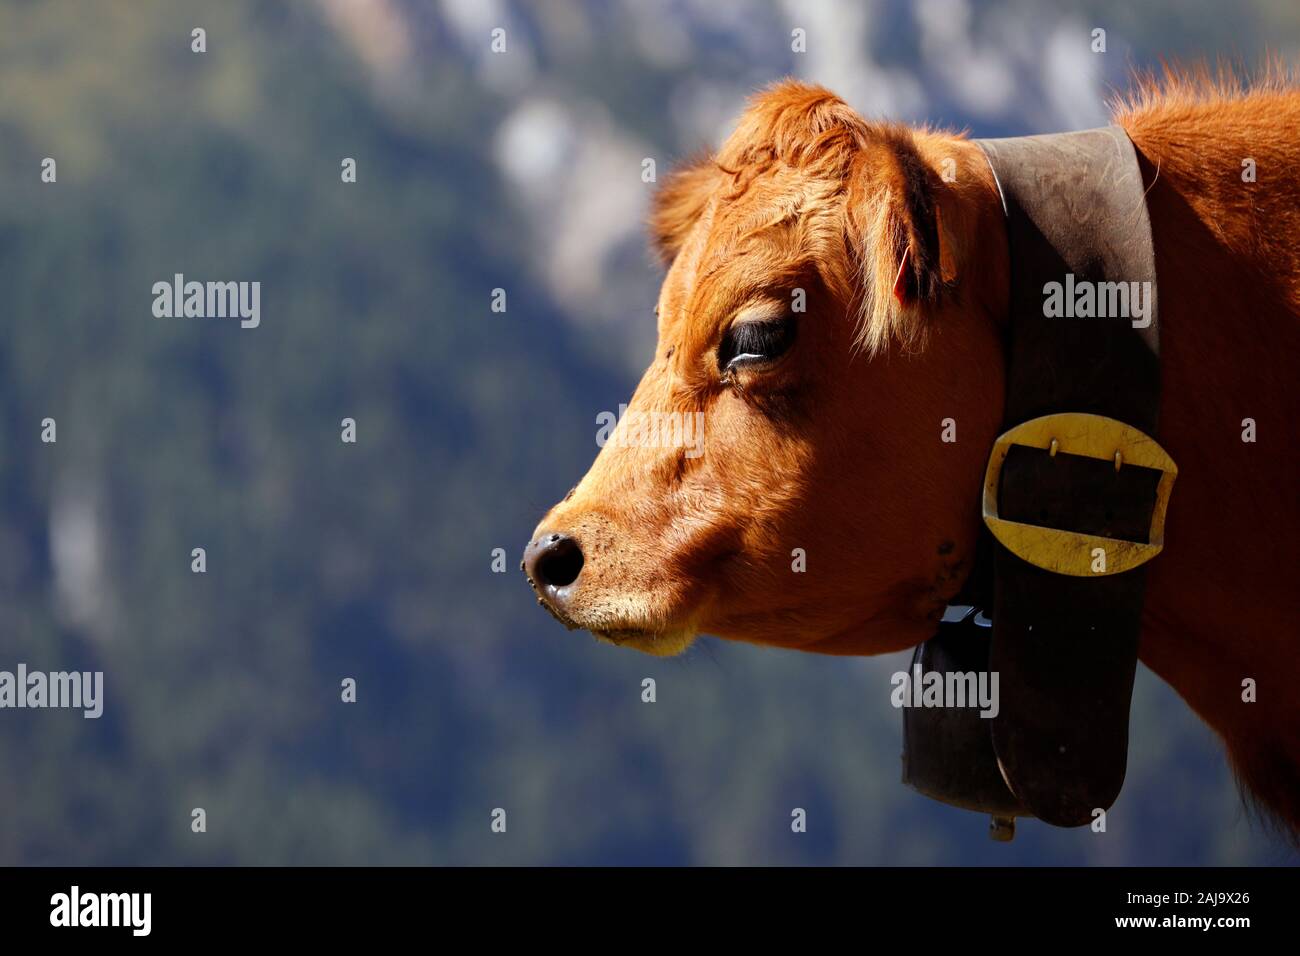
523, 67, 1300, 837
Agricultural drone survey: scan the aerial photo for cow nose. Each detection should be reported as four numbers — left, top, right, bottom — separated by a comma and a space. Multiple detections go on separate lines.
523, 533, 585, 591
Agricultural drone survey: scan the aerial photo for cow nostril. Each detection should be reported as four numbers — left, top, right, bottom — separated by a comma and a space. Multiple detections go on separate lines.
538, 536, 583, 587
527, 534, 584, 589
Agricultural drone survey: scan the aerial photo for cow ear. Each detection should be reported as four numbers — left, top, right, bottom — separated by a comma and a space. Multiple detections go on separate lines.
879, 130, 955, 307
847, 130, 957, 351
649, 156, 718, 265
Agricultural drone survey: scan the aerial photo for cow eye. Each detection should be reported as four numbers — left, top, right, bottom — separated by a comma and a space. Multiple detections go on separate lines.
718, 315, 795, 371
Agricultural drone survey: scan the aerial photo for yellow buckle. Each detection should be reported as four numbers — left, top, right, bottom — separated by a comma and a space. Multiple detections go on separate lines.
982, 412, 1177, 577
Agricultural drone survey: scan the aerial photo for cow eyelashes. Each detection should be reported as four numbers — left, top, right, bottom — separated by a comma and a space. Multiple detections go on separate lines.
717, 315, 796, 372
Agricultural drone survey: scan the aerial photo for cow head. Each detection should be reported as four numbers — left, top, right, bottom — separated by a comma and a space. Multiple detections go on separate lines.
525, 81, 1010, 656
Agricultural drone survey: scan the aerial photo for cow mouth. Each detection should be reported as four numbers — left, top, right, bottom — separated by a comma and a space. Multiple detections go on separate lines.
531, 588, 580, 631
593, 627, 648, 645
528, 578, 683, 647
593, 624, 697, 657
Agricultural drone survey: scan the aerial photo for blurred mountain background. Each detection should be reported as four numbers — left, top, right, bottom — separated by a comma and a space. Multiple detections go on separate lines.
0, 0, 1296, 865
